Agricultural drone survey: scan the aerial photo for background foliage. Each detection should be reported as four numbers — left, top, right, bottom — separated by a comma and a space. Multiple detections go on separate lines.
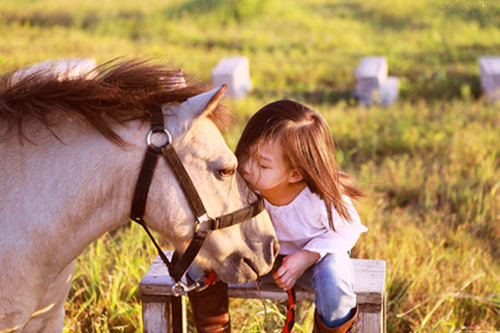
1, 0, 498, 331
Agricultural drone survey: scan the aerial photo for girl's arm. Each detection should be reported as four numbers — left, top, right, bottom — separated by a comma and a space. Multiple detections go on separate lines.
272, 250, 320, 290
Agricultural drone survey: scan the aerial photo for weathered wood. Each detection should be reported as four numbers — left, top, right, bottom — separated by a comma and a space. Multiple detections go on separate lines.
142, 295, 168, 333
141, 295, 187, 333
358, 310, 384, 333
479, 56, 500, 103
140, 252, 386, 332
211, 56, 252, 98
227, 259, 385, 305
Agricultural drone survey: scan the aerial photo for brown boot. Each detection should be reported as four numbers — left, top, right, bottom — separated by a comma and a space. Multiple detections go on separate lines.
313, 305, 358, 333
188, 280, 231, 333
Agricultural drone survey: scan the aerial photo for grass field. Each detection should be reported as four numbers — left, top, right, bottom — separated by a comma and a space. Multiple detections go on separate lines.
1, 0, 499, 331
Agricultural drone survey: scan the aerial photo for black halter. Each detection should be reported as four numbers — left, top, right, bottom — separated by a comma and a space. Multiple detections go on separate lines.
130, 105, 264, 295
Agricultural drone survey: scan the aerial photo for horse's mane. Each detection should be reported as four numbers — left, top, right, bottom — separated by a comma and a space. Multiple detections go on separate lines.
0, 59, 231, 145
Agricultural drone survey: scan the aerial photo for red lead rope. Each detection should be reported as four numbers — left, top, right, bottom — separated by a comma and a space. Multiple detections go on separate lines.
203, 269, 296, 332
282, 287, 296, 333
271, 268, 297, 333
203, 270, 218, 286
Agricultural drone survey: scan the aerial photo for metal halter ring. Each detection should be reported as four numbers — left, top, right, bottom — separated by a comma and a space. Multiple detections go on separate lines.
146, 129, 172, 149
194, 213, 215, 234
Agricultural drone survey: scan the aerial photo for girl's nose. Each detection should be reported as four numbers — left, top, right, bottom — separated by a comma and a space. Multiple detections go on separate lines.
241, 163, 248, 175
241, 160, 250, 176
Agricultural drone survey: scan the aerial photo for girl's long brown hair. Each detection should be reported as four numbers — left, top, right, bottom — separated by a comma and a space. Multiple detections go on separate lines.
235, 100, 363, 227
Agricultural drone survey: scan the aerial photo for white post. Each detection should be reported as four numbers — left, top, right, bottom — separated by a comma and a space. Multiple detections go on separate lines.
354, 56, 398, 106
479, 56, 500, 103
11, 58, 97, 84
211, 56, 252, 98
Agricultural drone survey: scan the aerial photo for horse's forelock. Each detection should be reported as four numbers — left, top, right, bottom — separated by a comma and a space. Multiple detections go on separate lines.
0, 59, 229, 144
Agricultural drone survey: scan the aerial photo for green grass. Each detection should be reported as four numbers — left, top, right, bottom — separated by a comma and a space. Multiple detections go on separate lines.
1, 0, 499, 331
63, 224, 151, 333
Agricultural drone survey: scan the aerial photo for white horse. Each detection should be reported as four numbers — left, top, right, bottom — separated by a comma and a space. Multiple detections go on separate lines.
0, 60, 278, 332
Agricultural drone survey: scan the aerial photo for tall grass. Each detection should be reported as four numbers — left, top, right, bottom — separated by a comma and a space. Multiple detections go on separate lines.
63, 224, 155, 333
1, 0, 499, 331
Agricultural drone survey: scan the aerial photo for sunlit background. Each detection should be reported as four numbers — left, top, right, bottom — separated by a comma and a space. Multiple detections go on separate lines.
1, 0, 498, 331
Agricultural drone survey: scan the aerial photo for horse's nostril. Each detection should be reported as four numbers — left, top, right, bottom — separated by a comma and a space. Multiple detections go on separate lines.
243, 257, 259, 276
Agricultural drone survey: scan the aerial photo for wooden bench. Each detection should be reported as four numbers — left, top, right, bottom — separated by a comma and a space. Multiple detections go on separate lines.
140, 252, 386, 333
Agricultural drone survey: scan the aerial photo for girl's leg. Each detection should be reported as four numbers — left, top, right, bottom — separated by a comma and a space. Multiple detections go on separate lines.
296, 252, 357, 328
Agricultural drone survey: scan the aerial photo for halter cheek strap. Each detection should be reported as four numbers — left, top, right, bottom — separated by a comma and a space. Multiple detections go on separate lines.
130, 105, 265, 295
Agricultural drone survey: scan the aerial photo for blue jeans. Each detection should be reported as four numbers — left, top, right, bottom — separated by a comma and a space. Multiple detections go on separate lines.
268, 252, 357, 327
187, 252, 356, 328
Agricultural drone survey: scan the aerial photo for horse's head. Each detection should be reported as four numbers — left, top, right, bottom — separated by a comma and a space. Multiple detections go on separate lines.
143, 86, 279, 284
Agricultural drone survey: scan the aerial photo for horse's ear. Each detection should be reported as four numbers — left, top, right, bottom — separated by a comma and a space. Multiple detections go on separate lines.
201, 84, 226, 117
167, 85, 227, 138
175, 85, 226, 120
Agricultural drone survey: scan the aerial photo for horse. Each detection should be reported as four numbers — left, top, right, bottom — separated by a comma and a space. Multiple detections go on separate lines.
0, 59, 278, 332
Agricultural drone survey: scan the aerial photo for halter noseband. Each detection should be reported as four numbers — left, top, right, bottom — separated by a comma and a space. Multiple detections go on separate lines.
130, 105, 264, 296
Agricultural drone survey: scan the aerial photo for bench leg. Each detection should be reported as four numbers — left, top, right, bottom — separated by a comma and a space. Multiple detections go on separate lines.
142, 295, 187, 333
358, 302, 385, 333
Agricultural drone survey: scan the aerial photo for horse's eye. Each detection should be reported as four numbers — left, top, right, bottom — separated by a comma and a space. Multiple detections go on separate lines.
219, 167, 235, 178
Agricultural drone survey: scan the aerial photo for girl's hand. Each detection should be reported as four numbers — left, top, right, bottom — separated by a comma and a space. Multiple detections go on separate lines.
272, 250, 320, 290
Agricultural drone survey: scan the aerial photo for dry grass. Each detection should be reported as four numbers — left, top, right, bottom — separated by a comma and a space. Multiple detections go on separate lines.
1, 0, 498, 331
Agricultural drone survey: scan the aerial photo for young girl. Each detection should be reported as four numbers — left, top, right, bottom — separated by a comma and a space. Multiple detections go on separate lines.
187, 100, 366, 333
235, 100, 367, 332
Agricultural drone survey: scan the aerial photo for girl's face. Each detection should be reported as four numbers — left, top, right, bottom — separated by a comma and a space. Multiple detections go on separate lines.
240, 140, 303, 204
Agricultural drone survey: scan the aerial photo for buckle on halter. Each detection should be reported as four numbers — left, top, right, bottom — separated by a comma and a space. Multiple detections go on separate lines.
194, 213, 215, 234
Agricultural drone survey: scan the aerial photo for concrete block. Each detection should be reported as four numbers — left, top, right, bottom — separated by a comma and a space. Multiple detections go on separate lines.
380, 76, 400, 106
354, 57, 399, 106
479, 56, 500, 103
12, 58, 96, 84
211, 56, 252, 98
354, 56, 388, 83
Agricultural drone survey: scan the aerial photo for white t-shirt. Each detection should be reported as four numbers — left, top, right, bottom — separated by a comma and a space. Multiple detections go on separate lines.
264, 186, 367, 258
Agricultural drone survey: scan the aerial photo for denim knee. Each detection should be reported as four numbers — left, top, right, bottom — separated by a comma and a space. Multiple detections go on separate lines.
311, 252, 357, 327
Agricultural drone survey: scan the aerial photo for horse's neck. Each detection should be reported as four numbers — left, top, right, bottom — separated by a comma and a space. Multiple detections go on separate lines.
0, 118, 145, 270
